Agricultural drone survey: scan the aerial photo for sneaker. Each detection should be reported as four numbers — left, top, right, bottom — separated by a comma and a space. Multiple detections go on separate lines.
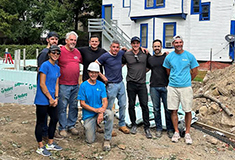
184, 133, 193, 145
59, 130, 67, 137
155, 130, 162, 138
103, 140, 111, 151
130, 125, 137, 134
46, 142, 63, 151
36, 146, 51, 156
167, 131, 174, 138
145, 128, 152, 139
69, 128, 79, 135
54, 130, 64, 140
171, 132, 180, 143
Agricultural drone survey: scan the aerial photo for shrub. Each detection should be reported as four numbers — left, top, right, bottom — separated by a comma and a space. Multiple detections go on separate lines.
0, 45, 46, 59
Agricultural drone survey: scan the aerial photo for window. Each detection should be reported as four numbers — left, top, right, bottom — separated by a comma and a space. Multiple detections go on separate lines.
199, 2, 210, 21
140, 24, 148, 48
145, 0, 165, 9
123, 0, 130, 8
163, 22, 176, 48
191, 0, 201, 14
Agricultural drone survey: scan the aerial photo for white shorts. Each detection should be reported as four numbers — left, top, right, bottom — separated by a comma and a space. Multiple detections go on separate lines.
167, 86, 193, 112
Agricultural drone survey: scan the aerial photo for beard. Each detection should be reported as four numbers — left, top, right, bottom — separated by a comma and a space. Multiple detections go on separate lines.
69, 43, 76, 49
154, 49, 161, 54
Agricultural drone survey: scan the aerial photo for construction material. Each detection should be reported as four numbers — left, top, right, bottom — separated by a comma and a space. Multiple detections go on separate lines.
192, 122, 235, 148
194, 94, 233, 117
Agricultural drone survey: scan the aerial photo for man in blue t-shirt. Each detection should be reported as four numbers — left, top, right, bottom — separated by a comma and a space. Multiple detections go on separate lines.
77, 62, 113, 151
96, 40, 130, 134
163, 35, 199, 145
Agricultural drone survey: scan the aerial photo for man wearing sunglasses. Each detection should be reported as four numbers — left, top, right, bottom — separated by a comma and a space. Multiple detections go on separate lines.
122, 36, 152, 139
37, 31, 60, 141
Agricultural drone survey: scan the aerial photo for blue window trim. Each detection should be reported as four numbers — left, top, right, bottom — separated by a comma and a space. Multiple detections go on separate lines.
123, 0, 130, 8
145, 0, 165, 9
230, 20, 235, 60
102, 4, 113, 19
199, 2, 210, 21
140, 23, 148, 48
163, 22, 176, 49
191, 0, 201, 15
130, 13, 187, 21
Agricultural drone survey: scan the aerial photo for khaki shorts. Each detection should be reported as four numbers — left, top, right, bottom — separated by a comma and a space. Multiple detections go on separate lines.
167, 86, 193, 112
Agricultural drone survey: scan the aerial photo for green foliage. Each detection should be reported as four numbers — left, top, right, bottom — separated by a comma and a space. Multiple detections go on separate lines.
0, 0, 102, 44
0, 45, 46, 59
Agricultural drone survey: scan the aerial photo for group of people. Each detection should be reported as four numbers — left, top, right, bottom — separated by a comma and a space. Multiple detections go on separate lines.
34, 30, 199, 156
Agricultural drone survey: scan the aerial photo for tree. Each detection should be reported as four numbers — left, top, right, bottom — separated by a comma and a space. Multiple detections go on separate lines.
0, 0, 102, 44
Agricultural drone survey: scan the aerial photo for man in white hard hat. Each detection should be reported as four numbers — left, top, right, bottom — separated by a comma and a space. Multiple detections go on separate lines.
77, 62, 113, 151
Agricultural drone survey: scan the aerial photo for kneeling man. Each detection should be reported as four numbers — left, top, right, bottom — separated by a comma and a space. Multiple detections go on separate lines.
77, 62, 114, 151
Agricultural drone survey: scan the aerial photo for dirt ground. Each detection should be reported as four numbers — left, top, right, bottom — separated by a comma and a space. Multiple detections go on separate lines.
0, 103, 235, 160
1, 65, 235, 160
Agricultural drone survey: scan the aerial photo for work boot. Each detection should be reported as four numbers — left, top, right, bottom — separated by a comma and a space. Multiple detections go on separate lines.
103, 140, 111, 151
59, 130, 67, 138
69, 128, 79, 135
119, 126, 130, 134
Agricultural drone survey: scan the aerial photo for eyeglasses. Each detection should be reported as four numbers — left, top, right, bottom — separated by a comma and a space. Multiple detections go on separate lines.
51, 51, 61, 55
134, 54, 140, 62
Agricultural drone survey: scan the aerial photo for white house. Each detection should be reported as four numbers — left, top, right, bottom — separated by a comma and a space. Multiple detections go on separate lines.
97, 0, 235, 62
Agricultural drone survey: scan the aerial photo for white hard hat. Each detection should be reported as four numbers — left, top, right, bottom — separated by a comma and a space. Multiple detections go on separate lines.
87, 62, 100, 72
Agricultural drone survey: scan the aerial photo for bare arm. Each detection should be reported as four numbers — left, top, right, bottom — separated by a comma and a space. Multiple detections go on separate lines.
97, 97, 108, 124
80, 97, 108, 114
190, 67, 198, 80
166, 68, 170, 76
52, 78, 59, 107
40, 73, 55, 106
95, 60, 108, 84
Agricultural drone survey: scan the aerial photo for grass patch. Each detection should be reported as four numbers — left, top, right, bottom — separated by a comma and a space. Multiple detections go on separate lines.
193, 70, 207, 82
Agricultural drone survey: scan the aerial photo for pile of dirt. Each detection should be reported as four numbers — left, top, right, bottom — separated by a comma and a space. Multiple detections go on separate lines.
192, 64, 235, 133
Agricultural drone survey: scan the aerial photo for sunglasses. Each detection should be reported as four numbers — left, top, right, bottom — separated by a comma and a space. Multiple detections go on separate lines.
134, 54, 140, 62
51, 51, 61, 55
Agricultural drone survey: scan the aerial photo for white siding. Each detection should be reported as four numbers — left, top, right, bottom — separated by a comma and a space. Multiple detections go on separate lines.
102, 0, 235, 61
130, 0, 184, 17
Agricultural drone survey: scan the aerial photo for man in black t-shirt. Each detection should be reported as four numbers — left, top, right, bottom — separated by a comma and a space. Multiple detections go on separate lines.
147, 39, 174, 139
78, 35, 106, 82
122, 36, 152, 139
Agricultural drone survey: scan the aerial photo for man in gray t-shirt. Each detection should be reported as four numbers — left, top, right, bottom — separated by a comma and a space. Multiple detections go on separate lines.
122, 36, 152, 139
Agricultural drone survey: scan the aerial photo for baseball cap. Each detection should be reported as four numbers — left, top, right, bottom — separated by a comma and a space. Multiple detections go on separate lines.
173, 35, 183, 42
47, 31, 59, 39
131, 36, 140, 43
49, 45, 61, 52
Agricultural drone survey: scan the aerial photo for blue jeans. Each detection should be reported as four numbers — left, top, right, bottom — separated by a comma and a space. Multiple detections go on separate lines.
150, 87, 173, 131
58, 84, 79, 131
106, 81, 126, 127
84, 109, 114, 143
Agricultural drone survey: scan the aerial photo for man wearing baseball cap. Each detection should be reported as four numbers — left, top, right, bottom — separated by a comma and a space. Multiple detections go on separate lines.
163, 35, 199, 145
122, 36, 152, 139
